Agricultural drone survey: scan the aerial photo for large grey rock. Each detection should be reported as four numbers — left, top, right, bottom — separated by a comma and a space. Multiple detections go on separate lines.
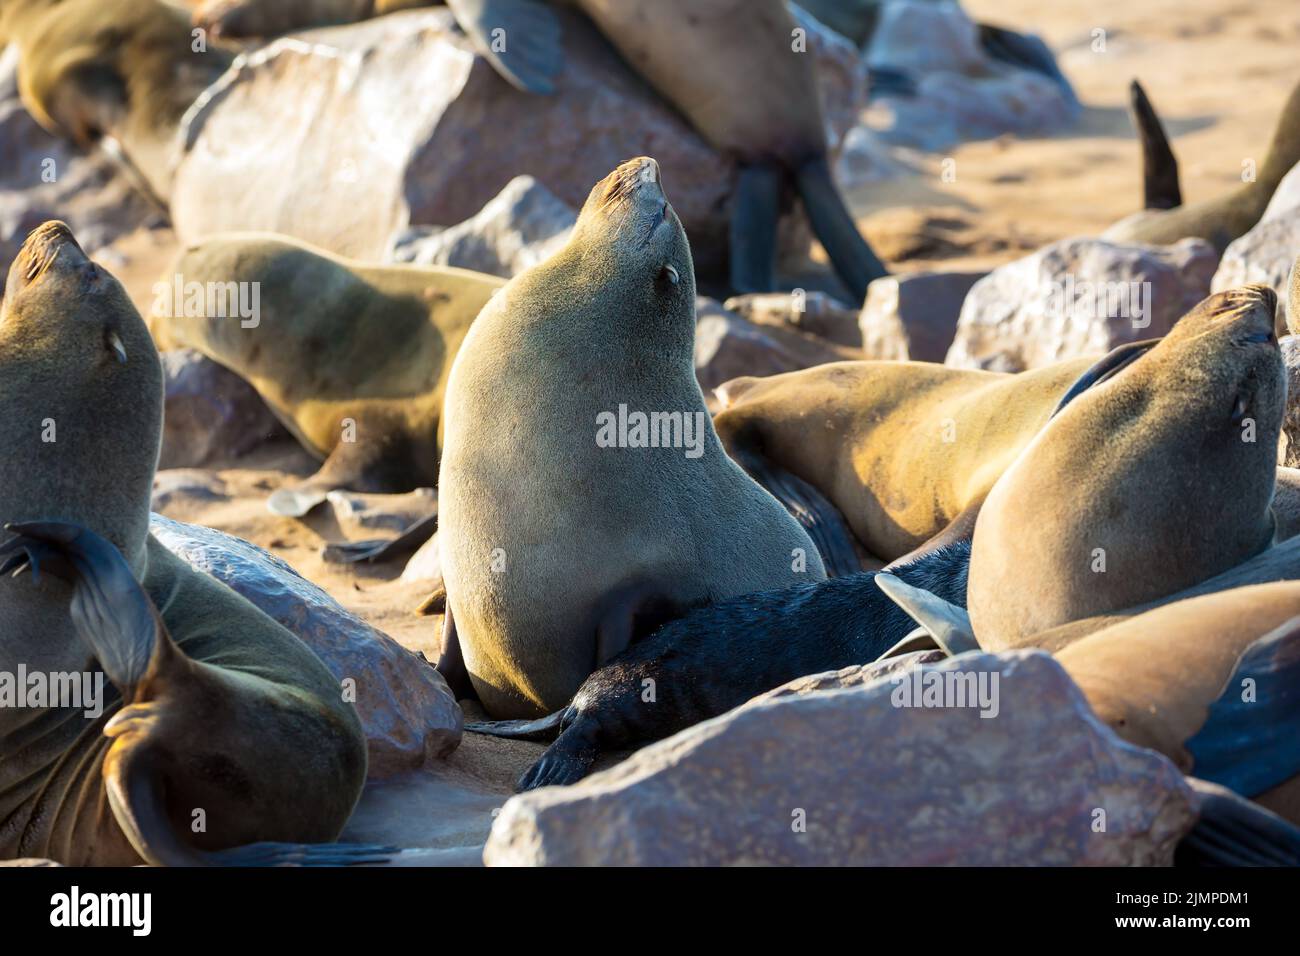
158, 349, 289, 469
1211, 214, 1300, 334
389, 175, 575, 278
946, 236, 1218, 371
0, 46, 159, 286
1282, 337, 1300, 469
149, 514, 462, 776
484, 651, 1197, 866
860, 269, 984, 361
724, 291, 862, 347
1261, 160, 1300, 223
864, 1, 1078, 152
171, 8, 863, 276
694, 299, 861, 398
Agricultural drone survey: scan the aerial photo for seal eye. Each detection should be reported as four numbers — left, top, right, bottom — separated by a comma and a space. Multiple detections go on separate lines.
658, 264, 679, 288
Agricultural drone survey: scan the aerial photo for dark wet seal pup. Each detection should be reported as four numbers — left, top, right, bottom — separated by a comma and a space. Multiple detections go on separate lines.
467, 540, 970, 791
1105, 76, 1300, 253
0, 221, 385, 866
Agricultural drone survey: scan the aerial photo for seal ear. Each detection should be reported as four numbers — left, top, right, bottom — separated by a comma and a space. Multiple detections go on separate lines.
875, 573, 979, 658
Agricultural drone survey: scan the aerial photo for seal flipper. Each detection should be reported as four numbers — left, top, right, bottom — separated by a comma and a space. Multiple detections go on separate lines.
465, 707, 567, 742
445, 0, 563, 95
1185, 616, 1300, 797
1051, 337, 1160, 416
794, 155, 888, 303
1129, 79, 1182, 211
268, 427, 419, 518
729, 446, 862, 577
436, 603, 478, 702
875, 573, 978, 657
516, 720, 600, 791
322, 512, 438, 564
1177, 778, 1300, 866
729, 163, 783, 295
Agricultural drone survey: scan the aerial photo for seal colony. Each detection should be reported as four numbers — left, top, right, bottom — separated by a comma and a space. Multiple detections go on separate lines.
0, 222, 380, 865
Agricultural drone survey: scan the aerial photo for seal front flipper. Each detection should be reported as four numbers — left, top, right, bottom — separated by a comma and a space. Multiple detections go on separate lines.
794, 155, 888, 303
322, 512, 438, 565
516, 720, 601, 791
1128, 79, 1182, 211
268, 426, 418, 518
445, 0, 563, 95
875, 573, 978, 658
1177, 778, 1300, 866
729, 446, 862, 577
1050, 337, 1160, 417
729, 163, 783, 295
1185, 617, 1300, 798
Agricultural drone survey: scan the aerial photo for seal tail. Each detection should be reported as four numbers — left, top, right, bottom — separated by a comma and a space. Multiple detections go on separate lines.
1177, 778, 1300, 866
1128, 79, 1182, 211
794, 156, 888, 304
875, 573, 979, 658
465, 709, 568, 742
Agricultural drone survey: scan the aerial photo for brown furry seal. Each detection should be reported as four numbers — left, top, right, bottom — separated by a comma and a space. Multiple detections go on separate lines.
438, 158, 826, 719
152, 232, 503, 519
968, 285, 1284, 649
1105, 77, 1300, 252
0, 222, 376, 866
1, 0, 235, 203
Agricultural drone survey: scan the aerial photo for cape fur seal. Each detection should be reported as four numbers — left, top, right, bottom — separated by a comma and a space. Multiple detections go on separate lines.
438, 158, 826, 719
1104, 77, 1300, 252
0, 222, 376, 866
711, 352, 1121, 573
153, 233, 503, 518
1, 0, 235, 203
968, 286, 1284, 649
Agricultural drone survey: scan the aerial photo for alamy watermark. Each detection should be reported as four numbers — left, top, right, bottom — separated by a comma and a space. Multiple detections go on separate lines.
0, 665, 105, 718
151, 274, 261, 329
596, 404, 708, 459
1045, 276, 1152, 329
891, 668, 1000, 718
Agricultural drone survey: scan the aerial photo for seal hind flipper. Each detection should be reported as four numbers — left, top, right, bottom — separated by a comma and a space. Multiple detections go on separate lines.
1128, 79, 1182, 211
267, 485, 331, 518
465, 708, 568, 742
268, 425, 420, 518
729, 446, 863, 578
322, 512, 438, 564
1177, 778, 1300, 866
1185, 616, 1300, 797
517, 722, 601, 791
729, 162, 783, 295
445, 0, 564, 95
436, 603, 478, 702
875, 573, 978, 657
794, 156, 888, 303
977, 25, 1079, 108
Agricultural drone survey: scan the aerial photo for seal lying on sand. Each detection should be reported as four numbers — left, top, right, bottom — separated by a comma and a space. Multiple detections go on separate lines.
153, 232, 503, 518
0, 222, 378, 866
968, 285, 1283, 649
438, 158, 825, 719
1105, 77, 1300, 252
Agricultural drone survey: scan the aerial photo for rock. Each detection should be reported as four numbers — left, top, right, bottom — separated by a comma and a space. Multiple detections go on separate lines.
753, 650, 948, 704
149, 514, 462, 776
151, 470, 230, 512
171, 8, 864, 277
724, 291, 863, 347
389, 175, 576, 278
328, 488, 436, 536
860, 270, 984, 361
694, 300, 861, 399
1281, 337, 1300, 469
863, 1, 1078, 152
1261, 160, 1300, 223
946, 236, 1218, 372
0, 46, 159, 287
158, 349, 289, 469
484, 651, 1197, 866
833, 125, 916, 189
401, 530, 443, 584
1211, 214, 1300, 334
0, 858, 62, 866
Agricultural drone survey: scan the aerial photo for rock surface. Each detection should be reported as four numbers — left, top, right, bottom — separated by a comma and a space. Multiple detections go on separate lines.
484, 651, 1196, 866
171, 8, 864, 276
946, 236, 1218, 371
158, 349, 290, 469
149, 514, 462, 776
694, 299, 861, 400
389, 175, 575, 278
401, 530, 443, 584
1211, 213, 1300, 334
724, 291, 863, 347
860, 269, 984, 361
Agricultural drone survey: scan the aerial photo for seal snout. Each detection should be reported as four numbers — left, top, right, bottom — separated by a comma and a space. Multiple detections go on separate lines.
596, 157, 666, 212
17, 220, 86, 285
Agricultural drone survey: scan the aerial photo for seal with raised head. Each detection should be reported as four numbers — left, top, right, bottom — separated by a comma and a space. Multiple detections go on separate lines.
0, 222, 377, 866
1, 0, 236, 204
968, 285, 1284, 650
1104, 77, 1300, 252
438, 158, 826, 719
711, 349, 1151, 573
153, 232, 504, 519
